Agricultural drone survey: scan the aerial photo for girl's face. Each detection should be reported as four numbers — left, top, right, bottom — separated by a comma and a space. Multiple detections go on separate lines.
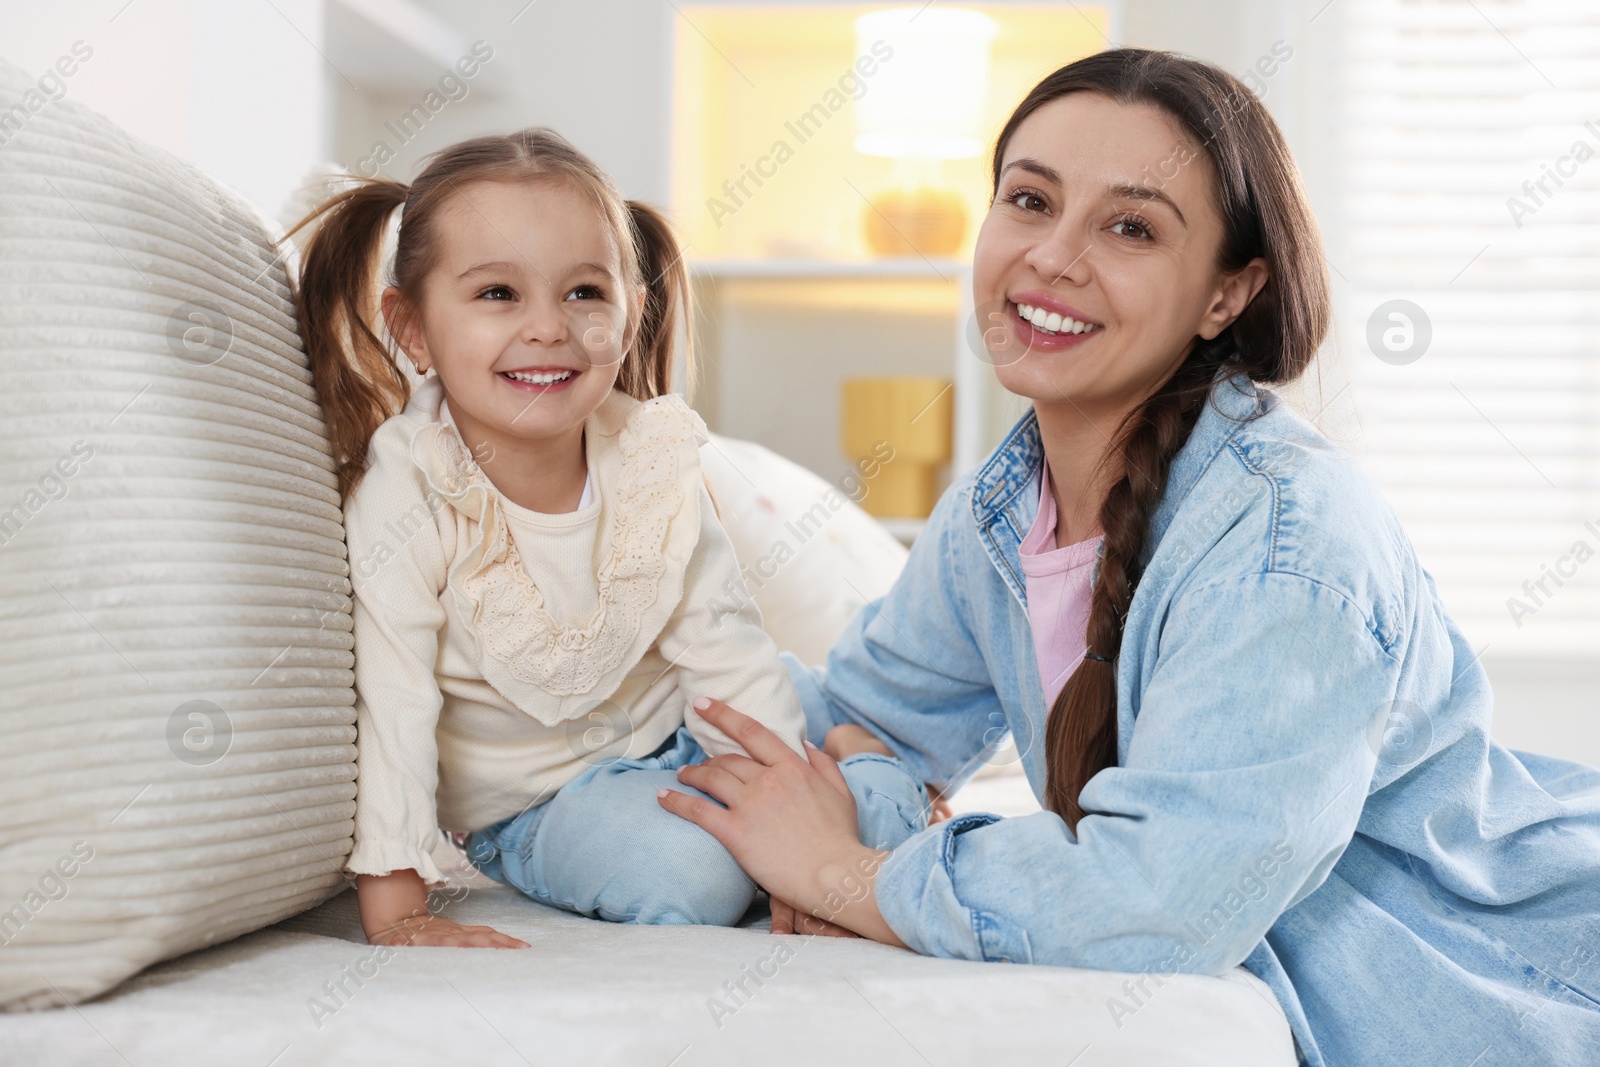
386, 179, 634, 448
973, 92, 1266, 420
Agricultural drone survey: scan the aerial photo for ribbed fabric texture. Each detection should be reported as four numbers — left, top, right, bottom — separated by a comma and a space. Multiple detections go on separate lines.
0, 59, 355, 1010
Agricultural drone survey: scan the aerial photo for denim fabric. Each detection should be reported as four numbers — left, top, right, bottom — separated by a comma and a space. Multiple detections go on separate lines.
783, 370, 1600, 1066
464, 724, 929, 926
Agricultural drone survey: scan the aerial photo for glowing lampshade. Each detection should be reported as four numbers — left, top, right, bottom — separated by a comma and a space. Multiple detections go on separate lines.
852, 7, 998, 256
853, 8, 1000, 161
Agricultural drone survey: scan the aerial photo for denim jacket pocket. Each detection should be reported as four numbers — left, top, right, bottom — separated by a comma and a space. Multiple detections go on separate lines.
973, 906, 1034, 964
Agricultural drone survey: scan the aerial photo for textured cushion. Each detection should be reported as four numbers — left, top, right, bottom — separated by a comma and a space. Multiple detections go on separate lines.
0, 59, 355, 1010
699, 433, 908, 666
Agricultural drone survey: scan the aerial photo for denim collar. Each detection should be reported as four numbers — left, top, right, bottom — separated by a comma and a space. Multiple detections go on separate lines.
969, 369, 1266, 609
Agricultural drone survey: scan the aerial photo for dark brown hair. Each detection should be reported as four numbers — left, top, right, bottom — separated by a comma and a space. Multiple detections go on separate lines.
993, 49, 1331, 829
286, 128, 693, 498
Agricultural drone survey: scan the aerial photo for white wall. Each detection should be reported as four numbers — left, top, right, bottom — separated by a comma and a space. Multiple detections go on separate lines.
4, 0, 1591, 767
1, 0, 332, 221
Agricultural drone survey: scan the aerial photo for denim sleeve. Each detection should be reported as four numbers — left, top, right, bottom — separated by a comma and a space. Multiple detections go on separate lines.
781, 483, 1004, 793
872, 571, 1397, 972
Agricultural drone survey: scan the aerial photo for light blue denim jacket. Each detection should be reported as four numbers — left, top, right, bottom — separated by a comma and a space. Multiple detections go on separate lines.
785, 370, 1600, 1066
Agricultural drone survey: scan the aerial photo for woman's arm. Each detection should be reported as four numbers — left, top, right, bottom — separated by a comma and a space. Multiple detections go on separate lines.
867, 571, 1398, 971
666, 571, 1400, 966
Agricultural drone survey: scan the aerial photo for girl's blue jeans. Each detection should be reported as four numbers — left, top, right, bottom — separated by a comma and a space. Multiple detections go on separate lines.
461, 724, 930, 927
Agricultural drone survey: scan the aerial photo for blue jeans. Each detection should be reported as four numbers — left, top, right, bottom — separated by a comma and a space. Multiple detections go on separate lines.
462, 724, 929, 926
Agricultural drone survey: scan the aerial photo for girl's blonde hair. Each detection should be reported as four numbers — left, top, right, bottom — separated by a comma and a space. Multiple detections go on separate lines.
286, 128, 694, 499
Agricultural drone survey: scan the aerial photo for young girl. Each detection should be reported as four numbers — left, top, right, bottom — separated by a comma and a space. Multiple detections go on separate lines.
289, 128, 929, 948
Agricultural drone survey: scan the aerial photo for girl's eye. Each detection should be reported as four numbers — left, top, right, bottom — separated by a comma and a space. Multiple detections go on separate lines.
565, 285, 605, 301
1003, 188, 1049, 213
477, 285, 515, 301
1110, 214, 1154, 241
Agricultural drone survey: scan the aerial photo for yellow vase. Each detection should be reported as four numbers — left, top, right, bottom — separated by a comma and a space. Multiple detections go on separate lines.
861, 186, 967, 257
841, 376, 954, 518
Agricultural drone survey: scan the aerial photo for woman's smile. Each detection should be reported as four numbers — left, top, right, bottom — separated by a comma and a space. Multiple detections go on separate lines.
1008, 292, 1105, 351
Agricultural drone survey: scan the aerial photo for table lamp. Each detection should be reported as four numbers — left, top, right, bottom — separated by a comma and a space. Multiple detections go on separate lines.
853, 7, 999, 257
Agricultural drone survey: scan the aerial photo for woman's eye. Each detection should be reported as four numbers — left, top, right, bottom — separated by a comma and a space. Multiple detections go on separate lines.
1110, 215, 1154, 241
1005, 189, 1048, 213
565, 285, 605, 301
477, 285, 515, 301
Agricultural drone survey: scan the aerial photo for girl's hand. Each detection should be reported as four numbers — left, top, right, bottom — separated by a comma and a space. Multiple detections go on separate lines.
367, 912, 529, 949
356, 869, 527, 948
768, 893, 861, 938
824, 724, 955, 824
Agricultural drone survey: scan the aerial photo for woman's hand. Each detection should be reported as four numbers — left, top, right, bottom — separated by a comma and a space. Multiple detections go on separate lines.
658, 698, 908, 948
823, 724, 956, 824
356, 869, 528, 949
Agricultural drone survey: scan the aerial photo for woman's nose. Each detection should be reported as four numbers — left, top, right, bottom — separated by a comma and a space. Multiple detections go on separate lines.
1024, 216, 1094, 286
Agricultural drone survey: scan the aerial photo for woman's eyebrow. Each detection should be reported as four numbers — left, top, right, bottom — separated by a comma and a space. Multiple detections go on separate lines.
1001, 159, 1189, 228
1000, 158, 1062, 185
1106, 182, 1188, 227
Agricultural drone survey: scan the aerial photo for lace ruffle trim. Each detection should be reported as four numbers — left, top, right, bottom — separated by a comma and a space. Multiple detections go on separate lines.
411, 393, 704, 713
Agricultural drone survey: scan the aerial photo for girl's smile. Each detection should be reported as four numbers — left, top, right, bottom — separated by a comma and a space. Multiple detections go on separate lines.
498, 365, 582, 393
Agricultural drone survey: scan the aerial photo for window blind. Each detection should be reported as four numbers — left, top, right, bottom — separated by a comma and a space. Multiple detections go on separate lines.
1332, 0, 1600, 655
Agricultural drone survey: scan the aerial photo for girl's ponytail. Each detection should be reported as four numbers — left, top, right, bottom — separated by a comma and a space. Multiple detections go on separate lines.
620, 201, 694, 402
285, 179, 411, 499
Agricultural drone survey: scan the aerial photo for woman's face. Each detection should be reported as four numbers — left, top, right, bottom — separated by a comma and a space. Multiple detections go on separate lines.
973, 92, 1266, 421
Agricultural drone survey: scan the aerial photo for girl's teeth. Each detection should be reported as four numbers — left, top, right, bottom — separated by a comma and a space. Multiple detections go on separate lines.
504, 370, 573, 385
1013, 302, 1099, 336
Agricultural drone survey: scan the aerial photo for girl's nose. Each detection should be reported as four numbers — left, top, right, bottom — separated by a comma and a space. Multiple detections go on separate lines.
518, 296, 569, 346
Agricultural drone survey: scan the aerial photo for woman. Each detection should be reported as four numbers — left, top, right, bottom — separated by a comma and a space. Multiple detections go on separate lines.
657, 49, 1600, 1066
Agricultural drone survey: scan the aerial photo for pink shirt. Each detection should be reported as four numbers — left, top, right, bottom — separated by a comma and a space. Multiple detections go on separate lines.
1018, 457, 1104, 706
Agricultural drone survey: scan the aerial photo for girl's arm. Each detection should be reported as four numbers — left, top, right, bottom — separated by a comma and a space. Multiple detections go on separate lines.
340, 425, 525, 947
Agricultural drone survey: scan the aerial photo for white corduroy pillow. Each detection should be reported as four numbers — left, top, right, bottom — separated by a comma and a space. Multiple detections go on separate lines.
0, 59, 355, 1010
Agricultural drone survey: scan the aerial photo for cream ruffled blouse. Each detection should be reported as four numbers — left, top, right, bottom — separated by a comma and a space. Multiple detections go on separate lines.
343, 376, 807, 888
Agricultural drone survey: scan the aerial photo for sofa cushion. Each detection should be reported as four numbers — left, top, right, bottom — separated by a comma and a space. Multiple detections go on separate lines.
0, 58, 355, 1010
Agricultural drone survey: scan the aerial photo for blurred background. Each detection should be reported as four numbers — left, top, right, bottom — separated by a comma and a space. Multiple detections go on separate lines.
4, 0, 1599, 763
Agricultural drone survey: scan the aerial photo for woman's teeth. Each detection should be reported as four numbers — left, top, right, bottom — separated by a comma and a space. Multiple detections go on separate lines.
1014, 302, 1100, 336
502, 370, 573, 385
